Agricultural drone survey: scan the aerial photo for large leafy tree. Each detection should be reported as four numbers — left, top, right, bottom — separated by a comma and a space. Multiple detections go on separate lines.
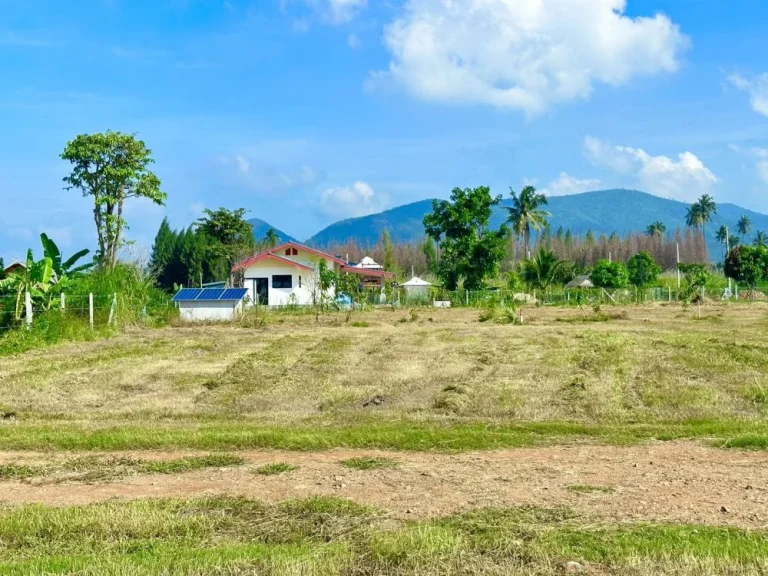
61, 131, 166, 269
422, 236, 438, 274
520, 249, 565, 290
424, 186, 509, 291
724, 245, 768, 290
645, 221, 666, 237
196, 208, 256, 276
737, 215, 752, 237
590, 260, 629, 289
627, 251, 662, 287
506, 186, 551, 257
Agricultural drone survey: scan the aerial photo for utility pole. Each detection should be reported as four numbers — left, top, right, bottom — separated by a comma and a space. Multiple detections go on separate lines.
676, 242, 681, 289
725, 226, 732, 292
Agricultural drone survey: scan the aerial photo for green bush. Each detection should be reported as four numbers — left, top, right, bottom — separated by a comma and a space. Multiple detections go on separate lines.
627, 251, 662, 287
590, 260, 629, 289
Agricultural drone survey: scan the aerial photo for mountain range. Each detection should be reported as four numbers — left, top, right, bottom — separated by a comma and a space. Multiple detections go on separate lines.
251, 189, 768, 255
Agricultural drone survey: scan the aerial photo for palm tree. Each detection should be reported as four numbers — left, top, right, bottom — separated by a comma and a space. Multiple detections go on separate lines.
645, 221, 666, 237
263, 228, 280, 249
737, 215, 752, 237
506, 186, 551, 258
696, 194, 717, 234
715, 225, 729, 259
685, 204, 703, 229
520, 249, 565, 290
754, 230, 768, 248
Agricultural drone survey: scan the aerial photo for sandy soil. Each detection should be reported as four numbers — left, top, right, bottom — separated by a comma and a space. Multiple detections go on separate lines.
0, 441, 766, 528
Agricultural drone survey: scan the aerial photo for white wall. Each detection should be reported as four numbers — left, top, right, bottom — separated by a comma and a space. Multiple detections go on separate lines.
179, 300, 241, 321
243, 257, 338, 306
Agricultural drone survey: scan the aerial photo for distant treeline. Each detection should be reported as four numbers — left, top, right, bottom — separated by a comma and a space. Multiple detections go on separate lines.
318, 227, 709, 279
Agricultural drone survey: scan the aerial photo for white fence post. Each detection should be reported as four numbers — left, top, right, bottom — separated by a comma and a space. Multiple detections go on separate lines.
25, 291, 32, 328
89, 293, 94, 330
465, 289, 469, 307
108, 293, 117, 326
60, 292, 66, 313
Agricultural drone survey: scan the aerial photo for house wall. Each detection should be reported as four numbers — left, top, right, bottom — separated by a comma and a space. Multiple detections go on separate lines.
243, 255, 339, 306
179, 300, 241, 321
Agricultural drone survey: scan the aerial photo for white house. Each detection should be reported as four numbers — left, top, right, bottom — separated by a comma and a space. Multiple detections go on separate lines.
233, 242, 394, 306
172, 288, 248, 321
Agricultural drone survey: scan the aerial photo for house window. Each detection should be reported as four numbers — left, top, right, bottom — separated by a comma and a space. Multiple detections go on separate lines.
272, 275, 292, 289
284, 247, 298, 256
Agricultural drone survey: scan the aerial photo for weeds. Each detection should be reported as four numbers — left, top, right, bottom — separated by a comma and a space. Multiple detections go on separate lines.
567, 484, 614, 494
340, 456, 399, 470
255, 462, 298, 476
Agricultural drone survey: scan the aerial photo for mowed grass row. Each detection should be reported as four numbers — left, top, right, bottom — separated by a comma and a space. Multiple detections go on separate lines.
1, 496, 767, 575
1, 305, 768, 450
1, 419, 768, 451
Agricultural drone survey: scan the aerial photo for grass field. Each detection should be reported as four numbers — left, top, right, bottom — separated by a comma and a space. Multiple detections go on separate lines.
1, 303, 768, 573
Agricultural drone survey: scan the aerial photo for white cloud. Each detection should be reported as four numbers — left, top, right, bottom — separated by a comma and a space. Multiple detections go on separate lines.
235, 155, 251, 174
727, 73, 768, 117
347, 33, 361, 49
188, 202, 206, 216
221, 155, 322, 193
292, 0, 366, 24
584, 137, 717, 201
320, 181, 388, 218
541, 172, 601, 196
373, 0, 687, 114
732, 146, 768, 185
327, 0, 366, 23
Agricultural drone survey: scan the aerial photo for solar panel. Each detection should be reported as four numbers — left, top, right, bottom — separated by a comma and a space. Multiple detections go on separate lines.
172, 288, 203, 302
221, 288, 248, 301
197, 288, 226, 301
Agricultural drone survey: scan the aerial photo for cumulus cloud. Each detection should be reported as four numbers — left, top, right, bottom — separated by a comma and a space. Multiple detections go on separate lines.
541, 172, 601, 196
584, 137, 717, 201
727, 73, 768, 117
372, 0, 688, 114
320, 181, 388, 218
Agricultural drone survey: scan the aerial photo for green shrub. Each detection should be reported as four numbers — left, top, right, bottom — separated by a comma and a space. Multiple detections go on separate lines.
590, 260, 629, 289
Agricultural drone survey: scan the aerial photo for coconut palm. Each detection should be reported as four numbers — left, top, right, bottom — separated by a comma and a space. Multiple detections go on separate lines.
645, 221, 666, 237
737, 215, 752, 237
696, 194, 717, 234
506, 186, 551, 258
520, 249, 565, 290
263, 228, 280, 249
754, 230, 768, 248
715, 225, 729, 259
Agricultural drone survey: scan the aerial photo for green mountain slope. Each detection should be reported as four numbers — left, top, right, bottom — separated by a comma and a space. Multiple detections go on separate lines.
248, 218, 297, 244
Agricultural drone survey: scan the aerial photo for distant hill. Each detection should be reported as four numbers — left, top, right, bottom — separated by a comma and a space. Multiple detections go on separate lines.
248, 218, 297, 244
308, 189, 768, 256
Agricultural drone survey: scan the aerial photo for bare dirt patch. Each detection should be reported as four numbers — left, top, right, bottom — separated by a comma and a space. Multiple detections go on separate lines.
1, 441, 766, 528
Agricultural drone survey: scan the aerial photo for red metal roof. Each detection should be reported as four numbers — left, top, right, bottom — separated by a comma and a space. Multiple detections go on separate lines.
268, 241, 347, 265
232, 252, 313, 272
341, 266, 396, 278
233, 241, 347, 272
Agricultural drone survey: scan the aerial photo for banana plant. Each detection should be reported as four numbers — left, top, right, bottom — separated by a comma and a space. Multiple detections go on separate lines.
0, 249, 54, 320
40, 233, 93, 280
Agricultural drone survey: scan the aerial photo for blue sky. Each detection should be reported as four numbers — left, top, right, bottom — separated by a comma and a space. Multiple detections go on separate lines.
2, 0, 768, 262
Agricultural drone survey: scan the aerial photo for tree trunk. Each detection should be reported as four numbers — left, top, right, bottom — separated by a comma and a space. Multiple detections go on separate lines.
110, 197, 124, 269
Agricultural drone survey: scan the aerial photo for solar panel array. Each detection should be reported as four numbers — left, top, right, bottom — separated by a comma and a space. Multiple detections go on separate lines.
172, 288, 249, 302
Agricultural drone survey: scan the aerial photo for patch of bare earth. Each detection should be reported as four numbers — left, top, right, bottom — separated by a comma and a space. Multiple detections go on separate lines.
1, 441, 766, 528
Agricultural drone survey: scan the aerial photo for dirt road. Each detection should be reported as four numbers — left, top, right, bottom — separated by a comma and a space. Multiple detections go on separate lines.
1, 441, 766, 528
